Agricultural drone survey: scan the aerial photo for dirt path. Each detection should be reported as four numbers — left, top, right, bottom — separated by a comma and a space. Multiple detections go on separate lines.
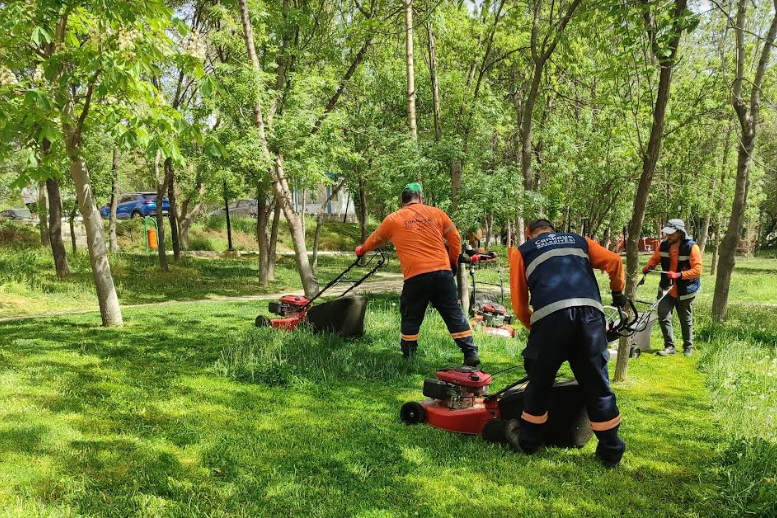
0, 273, 404, 324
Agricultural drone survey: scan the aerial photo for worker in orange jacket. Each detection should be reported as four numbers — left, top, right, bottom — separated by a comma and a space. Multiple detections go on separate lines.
508, 219, 627, 466
642, 219, 702, 356
356, 183, 479, 366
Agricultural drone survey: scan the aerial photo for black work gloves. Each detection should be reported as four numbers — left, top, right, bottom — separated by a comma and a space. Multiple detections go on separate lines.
612, 291, 628, 308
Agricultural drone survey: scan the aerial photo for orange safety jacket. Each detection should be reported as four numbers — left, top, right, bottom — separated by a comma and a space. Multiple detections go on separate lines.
361, 202, 461, 280
509, 236, 625, 330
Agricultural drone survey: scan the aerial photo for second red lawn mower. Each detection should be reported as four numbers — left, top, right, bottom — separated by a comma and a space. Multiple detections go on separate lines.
255, 250, 387, 337
459, 250, 516, 338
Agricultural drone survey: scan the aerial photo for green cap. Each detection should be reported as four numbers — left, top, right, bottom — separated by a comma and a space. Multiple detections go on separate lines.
403, 182, 422, 194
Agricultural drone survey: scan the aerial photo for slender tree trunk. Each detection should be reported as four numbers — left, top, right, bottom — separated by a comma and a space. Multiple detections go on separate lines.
46, 178, 70, 277
109, 146, 120, 253
700, 128, 732, 254
615, 0, 687, 382
238, 0, 318, 296
268, 201, 281, 282
166, 159, 181, 262
65, 124, 123, 326
712, 0, 777, 321
258, 192, 270, 286
404, 0, 417, 141
69, 203, 77, 254
155, 153, 169, 272
179, 179, 205, 251
38, 181, 49, 247
358, 174, 368, 243
427, 22, 441, 143
312, 213, 324, 275
520, 65, 543, 193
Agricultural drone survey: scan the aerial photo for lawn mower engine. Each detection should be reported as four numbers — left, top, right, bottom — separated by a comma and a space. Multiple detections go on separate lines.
401, 366, 592, 448
258, 295, 311, 330
471, 297, 515, 338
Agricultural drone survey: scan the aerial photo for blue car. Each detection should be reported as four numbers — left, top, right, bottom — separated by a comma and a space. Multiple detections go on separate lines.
99, 192, 170, 220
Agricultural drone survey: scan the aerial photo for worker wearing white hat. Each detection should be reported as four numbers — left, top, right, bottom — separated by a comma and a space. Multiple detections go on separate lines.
642, 219, 702, 356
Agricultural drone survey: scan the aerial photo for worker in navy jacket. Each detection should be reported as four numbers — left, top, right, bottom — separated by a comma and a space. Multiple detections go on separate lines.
508, 219, 627, 467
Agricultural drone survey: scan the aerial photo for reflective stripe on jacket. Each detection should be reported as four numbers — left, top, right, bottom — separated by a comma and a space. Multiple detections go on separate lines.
659, 239, 701, 300
518, 233, 603, 325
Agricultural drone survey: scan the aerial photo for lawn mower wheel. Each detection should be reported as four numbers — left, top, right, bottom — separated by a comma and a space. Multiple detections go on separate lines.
400, 402, 427, 425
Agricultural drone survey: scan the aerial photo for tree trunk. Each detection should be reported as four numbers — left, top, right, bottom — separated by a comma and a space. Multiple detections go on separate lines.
155, 153, 169, 272
404, 0, 417, 140
166, 159, 181, 262
358, 174, 368, 243
238, 0, 318, 296
520, 64, 543, 193
179, 179, 205, 251
312, 213, 324, 275
65, 131, 123, 326
450, 160, 463, 213
69, 203, 77, 254
615, 0, 686, 381
46, 178, 70, 277
712, 0, 777, 321
427, 22, 441, 143
108, 146, 120, 252
38, 181, 49, 247
484, 213, 493, 248
699, 128, 732, 254
268, 201, 281, 281
258, 192, 270, 286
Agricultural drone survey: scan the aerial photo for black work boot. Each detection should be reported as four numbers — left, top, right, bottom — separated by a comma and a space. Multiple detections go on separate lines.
657, 345, 676, 357
463, 350, 481, 367
505, 419, 540, 455
594, 426, 626, 467
401, 343, 417, 359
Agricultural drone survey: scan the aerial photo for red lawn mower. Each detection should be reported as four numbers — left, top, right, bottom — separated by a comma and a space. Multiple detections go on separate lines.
459, 250, 516, 339
400, 365, 593, 447
399, 300, 647, 447
255, 250, 387, 337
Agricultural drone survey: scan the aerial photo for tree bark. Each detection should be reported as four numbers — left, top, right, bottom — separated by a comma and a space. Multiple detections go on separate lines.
311, 179, 346, 274
46, 178, 70, 277
699, 127, 732, 254
712, 0, 777, 321
427, 22, 441, 143
178, 177, 205, 251
615, 0, 687, 382
69, 203, 77, 254
166, 159, 181, 262
109, 146, 120, 252
64, 122, 123, 326
38, 181, 49, 247
404, 0, 417, 140
358, 174, 368, 243
268, 201, 281, 281
258, 192, 271, 286
238, 0, 319, 296
155, 153, 169, 272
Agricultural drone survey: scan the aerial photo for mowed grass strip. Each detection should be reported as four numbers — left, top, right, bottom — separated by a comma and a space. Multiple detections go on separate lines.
1, 295, 723, 517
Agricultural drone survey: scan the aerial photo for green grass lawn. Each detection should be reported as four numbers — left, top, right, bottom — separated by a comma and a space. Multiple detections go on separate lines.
0, 298, 724, 518
1, 225, 775, 516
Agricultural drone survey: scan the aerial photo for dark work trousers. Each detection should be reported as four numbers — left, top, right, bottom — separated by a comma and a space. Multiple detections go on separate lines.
519, 306, 625, 464
657, 294, 694, 351
399, 270, 477, 357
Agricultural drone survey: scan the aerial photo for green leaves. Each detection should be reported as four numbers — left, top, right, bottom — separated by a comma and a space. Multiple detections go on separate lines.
30, 26, 52, 45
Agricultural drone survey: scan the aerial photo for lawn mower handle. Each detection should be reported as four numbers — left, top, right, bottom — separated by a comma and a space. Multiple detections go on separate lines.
303, 249, 388, 309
